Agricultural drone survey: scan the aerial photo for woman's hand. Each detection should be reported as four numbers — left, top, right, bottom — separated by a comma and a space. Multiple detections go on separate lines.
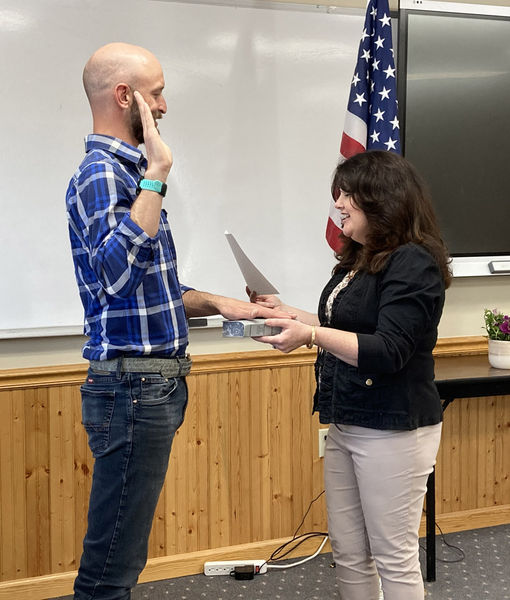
246, 287, 282, 309
253, 318, 314, 353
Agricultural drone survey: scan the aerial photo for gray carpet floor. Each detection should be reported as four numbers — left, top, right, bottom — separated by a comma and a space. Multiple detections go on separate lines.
54, 523, 510, 599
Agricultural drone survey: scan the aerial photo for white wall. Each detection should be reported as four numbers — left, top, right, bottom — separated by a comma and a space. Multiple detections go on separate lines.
1, 276, 509, 369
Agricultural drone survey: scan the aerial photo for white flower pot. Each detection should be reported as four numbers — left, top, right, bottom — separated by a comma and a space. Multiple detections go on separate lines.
488, 339, 510, 370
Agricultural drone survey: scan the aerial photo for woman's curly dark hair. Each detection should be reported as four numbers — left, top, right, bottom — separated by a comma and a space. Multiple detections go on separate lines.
331, 150, 452, 288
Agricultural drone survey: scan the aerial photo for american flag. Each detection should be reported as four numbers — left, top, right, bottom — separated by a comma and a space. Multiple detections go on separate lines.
326, 0, 401, 252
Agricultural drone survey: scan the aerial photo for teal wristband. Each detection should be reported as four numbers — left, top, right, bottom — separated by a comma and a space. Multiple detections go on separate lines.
136, 178, 167, 197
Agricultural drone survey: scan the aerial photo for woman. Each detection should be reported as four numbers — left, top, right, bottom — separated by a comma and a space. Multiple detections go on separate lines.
252, 150, 451, 600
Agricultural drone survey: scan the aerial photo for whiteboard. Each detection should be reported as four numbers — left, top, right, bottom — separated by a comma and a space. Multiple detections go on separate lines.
0, 0, 363, 338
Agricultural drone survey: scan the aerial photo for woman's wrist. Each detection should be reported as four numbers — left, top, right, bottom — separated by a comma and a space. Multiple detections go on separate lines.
306, 325, 316, 349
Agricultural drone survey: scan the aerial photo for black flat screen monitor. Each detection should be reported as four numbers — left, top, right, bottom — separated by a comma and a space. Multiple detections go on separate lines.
398, 1, 510, 276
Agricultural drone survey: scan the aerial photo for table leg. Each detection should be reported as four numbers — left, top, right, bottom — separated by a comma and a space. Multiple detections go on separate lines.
425, 467, 436, 582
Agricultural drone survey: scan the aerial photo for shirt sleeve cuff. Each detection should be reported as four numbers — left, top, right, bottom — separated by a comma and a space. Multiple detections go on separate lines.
357, 332, 387, 374
120, 213, 160, 245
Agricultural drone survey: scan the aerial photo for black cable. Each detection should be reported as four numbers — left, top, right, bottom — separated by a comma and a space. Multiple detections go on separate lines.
268, 532, 328, 563
419, 512, 465, 564
259, 490, 328, 571
433, 521, 465, 563
292, 490, 326, 538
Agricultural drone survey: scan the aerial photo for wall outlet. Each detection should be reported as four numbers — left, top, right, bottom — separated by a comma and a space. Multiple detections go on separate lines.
318, 428, 329, 458
204, 559, 267, 576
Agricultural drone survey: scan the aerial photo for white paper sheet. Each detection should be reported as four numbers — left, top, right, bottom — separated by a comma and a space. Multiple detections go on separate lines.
225, 232, 279, 295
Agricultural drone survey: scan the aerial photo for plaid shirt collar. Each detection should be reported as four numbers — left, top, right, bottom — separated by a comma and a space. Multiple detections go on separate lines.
84, 134, 147, 170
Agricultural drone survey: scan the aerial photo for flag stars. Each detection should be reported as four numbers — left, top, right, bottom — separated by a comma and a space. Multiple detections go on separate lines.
383, 65, 395, 79
370, 130, 381, 143
375, 36, 385, 49
379, 13, 391, 27
361, 49, 371, 62
384, 138, 397, 150
378, 86, 391, 100
343, 0, 400, 155
354, 93, 367, 106
374, 108, 385, 122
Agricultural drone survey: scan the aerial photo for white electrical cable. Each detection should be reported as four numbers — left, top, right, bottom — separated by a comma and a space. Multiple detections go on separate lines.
266, 535, 329, 570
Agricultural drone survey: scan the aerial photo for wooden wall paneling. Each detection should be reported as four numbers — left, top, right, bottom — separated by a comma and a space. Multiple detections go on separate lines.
237, 368, 254, 545
449, 396, 462, 513
292, 365, 319, 534
0, 390, 16, 580
290, 365, 309, 533
495, 396, 510, 504
49, 386, 75, 573
196, 373, 212, 552
185, 373, 200, 553
203, 371, 232, 551
24, 388, 51, 578
167, 374, 199, 555
485, 397, 496, 507
462, 398, 477, 510
252, 368, 272, 543
438, 398, 451, 513
73, 386, 93, 565
10, 391, 27, 580
0, 341, 509, 596
228, 369, 248, 545
477, 397, 489, 508
269, 367, 292, 538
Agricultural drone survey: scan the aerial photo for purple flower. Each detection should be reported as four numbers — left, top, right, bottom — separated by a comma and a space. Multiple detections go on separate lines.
499, 316, 510, 335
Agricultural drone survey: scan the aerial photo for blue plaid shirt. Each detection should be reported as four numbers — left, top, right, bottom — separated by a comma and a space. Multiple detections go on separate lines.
66, 134, 190, 360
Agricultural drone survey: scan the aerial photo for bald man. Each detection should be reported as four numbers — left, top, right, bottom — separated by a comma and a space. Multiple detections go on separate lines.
66, 43, 289, 600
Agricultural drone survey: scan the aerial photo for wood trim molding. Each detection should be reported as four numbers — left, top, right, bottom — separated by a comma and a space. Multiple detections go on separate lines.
0, 363, 88, 390
419, 503, 510, 537
0, 337, 488, 391
433, 335, 487, 357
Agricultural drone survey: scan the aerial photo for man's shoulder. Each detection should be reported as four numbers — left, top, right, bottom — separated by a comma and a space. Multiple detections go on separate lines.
79, 147, 119, 173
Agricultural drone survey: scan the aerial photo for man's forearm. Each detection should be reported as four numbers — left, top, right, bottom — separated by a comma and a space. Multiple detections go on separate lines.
182, 290, 295, 321
182, 290, 221, 317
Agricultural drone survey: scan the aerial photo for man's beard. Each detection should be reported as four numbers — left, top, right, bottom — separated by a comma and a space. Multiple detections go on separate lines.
129, 100, 161, 145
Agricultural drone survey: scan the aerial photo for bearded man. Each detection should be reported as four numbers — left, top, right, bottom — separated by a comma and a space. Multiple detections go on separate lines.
66, 42, 288, 600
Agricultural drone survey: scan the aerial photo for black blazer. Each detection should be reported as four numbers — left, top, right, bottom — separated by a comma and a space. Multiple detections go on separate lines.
313, 243, 445, 430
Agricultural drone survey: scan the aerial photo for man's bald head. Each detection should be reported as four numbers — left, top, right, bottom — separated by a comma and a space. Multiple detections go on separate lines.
82, 42, 167, 146
83, 42, 159, 106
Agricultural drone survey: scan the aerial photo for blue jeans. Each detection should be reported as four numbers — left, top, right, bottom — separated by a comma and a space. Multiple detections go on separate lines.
74, 367, 188, 600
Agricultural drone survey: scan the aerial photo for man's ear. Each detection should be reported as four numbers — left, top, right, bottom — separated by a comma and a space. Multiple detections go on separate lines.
114, 83, 131, 108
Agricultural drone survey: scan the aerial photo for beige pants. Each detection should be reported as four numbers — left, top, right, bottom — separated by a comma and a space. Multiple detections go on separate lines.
324, 422, 442, 600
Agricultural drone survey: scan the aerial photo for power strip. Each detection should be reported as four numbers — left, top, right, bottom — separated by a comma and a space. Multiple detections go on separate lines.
204, 559, 267, 576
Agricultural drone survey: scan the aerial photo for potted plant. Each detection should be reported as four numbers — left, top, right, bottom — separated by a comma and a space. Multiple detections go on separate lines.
484, 308, 510, 369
